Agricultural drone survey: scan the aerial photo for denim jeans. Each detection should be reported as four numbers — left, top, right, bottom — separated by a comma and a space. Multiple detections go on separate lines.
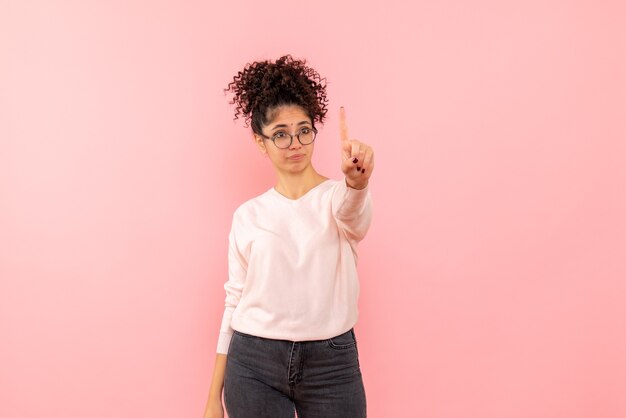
223, 327, 367, 418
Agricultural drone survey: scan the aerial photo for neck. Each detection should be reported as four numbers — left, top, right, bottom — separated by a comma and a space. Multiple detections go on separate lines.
273, 166, 328, 200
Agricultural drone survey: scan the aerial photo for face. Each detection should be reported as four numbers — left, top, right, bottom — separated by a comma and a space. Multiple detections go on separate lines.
254, 104, 316, 174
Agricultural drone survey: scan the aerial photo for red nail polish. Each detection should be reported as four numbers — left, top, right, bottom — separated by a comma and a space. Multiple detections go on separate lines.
362, 169, 365, 173
357, 166, 361, 170
352, 157, 358, 164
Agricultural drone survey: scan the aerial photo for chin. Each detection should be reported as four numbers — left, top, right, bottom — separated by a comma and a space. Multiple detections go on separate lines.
283, 161, 309, 171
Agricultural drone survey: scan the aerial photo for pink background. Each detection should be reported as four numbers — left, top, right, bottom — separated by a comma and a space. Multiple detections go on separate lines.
2, 1, 625, 417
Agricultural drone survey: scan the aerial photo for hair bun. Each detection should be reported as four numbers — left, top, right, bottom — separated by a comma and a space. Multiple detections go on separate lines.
225, 54, 329, 134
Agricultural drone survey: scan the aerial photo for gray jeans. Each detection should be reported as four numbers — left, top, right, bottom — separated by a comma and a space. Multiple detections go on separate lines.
223, 327, 367, 418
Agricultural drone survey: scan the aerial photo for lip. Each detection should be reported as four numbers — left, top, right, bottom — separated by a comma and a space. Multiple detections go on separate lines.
288, 154, 305, 160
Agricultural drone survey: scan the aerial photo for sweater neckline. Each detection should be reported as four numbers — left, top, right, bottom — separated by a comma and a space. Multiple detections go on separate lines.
269, 178, 333, 202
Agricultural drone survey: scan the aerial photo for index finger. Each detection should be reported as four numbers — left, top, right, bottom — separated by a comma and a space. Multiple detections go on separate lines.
339, 106, 349, 142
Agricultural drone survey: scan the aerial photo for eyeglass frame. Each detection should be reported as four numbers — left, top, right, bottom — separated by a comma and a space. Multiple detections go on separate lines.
256, 126, 318, 149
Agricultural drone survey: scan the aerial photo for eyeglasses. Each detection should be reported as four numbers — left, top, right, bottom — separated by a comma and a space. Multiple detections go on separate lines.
258, 126, 318, 149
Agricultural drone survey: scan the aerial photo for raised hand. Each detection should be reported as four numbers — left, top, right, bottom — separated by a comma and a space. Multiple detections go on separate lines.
339, 106, 374, 189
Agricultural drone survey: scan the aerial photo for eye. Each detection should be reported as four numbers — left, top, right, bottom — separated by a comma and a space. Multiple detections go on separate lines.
273, 132, 288, 138
299, 128, 311, 134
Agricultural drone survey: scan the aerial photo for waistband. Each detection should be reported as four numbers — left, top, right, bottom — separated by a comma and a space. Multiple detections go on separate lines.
232, 327, 354, 343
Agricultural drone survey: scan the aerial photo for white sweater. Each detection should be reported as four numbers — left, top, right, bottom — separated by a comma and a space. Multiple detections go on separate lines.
216, 177, 373, 354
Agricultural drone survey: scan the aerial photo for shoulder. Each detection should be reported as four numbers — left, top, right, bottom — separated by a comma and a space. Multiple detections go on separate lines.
319, 177, 344, 192
232, 187, 273, 219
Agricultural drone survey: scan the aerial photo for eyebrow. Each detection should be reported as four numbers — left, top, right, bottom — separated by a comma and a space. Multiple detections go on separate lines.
271, 121, 311, 131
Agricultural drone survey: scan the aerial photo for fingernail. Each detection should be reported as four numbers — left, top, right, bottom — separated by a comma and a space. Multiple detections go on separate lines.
357, 166, 361, 170
352, 157, 358, 164
362, 169, 366, 173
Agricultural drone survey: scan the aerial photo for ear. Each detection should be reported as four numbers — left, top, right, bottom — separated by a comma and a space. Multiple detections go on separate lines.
253, 134, 268, 155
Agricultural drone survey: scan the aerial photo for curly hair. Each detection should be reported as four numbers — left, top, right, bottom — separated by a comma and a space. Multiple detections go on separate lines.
224, 54, 329, 135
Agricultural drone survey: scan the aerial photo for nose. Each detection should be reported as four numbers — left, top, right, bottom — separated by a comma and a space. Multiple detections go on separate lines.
288, 137, 303, 150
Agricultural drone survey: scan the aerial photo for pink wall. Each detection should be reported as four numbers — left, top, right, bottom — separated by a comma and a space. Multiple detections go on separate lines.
2, 1, 625, 417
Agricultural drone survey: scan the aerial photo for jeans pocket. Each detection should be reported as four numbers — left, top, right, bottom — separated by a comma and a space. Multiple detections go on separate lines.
326, 328, 357, 350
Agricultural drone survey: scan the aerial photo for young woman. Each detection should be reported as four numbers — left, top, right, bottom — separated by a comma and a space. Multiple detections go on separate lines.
203, 54, 374, 418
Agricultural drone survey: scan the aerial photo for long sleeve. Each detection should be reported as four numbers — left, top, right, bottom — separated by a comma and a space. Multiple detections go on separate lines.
331, 177, 373, 245
216, 212, 248, 354
212, 178, 371, 347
